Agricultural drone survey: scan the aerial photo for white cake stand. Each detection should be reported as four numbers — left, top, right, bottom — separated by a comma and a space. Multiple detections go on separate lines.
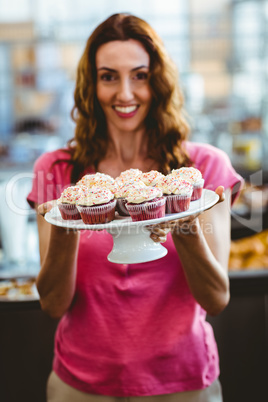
45, 189, 219, 264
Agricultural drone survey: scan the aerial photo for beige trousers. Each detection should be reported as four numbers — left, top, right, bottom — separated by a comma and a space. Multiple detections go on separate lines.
47, 371, 223, 402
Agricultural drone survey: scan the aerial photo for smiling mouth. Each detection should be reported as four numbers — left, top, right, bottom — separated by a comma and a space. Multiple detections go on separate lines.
113, 105, 139, 114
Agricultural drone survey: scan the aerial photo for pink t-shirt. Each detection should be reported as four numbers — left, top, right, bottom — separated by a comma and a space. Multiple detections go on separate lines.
27, 142, 243, 397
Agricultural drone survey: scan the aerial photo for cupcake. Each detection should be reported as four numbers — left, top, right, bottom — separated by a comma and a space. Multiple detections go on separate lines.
57, 185, 84, 220
171, 167, 204, 200
156, 175, 193, 214
140, 170, 165, 186
77, 172, 115, 193
76, 173, 96, 187
114, 180, 147, 216
76, 186, 116, 224
117, 168, 143, 182
125, 186, 166, 222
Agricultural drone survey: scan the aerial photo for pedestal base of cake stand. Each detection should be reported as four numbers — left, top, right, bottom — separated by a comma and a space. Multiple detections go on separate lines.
106, 225, 168, 264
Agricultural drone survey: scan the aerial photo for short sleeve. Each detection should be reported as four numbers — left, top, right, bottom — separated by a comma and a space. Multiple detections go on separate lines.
27, 149, 72, 208
186, 142, 244, 205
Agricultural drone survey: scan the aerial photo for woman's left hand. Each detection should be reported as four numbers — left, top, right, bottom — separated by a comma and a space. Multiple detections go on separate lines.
148, 186, 225, 243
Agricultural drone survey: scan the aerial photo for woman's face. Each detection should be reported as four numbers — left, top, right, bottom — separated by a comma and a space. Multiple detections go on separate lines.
96, 39, 152, 134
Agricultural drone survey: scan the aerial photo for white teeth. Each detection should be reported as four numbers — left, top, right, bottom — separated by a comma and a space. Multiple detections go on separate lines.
114, 105, 137, 114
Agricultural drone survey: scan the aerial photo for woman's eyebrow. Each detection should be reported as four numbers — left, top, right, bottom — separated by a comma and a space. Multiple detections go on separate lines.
97, 65, 149, 72
97, 67, 117, 72
131, 65, 149, 71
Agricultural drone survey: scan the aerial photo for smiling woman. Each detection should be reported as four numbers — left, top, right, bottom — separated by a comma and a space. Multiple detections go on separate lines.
26, 12, 243, 402
67, 13, 191, 180
96, 39, 152, 138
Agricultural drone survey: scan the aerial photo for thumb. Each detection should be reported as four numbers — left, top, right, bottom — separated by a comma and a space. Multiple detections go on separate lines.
215, 186, 225, 203
37, 200, 57, 216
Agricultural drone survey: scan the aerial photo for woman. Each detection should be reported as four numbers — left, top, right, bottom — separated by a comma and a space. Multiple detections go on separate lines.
27, 13, 243, 402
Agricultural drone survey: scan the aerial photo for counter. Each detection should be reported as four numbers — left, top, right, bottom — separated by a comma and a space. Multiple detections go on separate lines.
0, 300, 58, 402
207, 270, 268, 402
0, 270, 267, 402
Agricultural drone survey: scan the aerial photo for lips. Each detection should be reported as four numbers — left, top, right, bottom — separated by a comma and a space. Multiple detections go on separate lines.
113, 105, 139, 118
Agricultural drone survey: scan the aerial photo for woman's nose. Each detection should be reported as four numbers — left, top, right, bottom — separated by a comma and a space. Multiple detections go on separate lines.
117, 78, 133, 101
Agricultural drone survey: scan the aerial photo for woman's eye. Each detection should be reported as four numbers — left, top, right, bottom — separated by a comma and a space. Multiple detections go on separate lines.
134, 72, 148, 80
100, 73, 115, 82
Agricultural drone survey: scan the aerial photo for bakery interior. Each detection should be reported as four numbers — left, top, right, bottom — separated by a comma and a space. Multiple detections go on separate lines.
0, 0, 267, 401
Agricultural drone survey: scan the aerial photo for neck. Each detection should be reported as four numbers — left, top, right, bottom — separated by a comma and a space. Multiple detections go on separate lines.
107, 128, 148, 166
97, 125, 158, 177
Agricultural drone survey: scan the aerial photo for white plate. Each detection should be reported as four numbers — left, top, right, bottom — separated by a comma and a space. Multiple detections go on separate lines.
45, 189, 219, 264
45, 189, 218, 230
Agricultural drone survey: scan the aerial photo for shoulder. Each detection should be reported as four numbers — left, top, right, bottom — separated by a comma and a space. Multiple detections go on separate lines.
33, 148, 72, 172
28, 148, 73, 206
185, 141, 230, 168
184, 141, 243, 198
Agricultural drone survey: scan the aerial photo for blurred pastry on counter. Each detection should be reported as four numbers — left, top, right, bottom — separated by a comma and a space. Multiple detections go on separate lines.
0, 277, 37, 299
0, 281, 14, 296
229, 230, 268, 270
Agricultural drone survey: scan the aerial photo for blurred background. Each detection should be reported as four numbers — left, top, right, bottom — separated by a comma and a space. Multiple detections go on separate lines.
1, 0, 267, 171
1, 0, 268, 270
0, 2, 268, 402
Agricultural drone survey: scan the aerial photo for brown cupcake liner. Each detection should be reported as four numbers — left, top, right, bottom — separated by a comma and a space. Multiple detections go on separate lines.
116, 198, 130, 216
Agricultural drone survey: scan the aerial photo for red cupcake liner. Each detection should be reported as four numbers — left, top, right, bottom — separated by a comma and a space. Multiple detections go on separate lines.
77, 200, 116, 224
191, 187, 203, 201
116, 198, 129, 216
191, 182, 204, 201
165, 194, 191, 214
58, 203, 81, 220
126, 197, 166, 222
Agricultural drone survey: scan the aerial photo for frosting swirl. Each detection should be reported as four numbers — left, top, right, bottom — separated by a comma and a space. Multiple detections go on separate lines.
76, 186, 114, 206
114, 180, 146, 199
156, 175, 193, 195
126, 186, 163, 204
117, 168, 143, 182
140, 170, 165, 186
58, 185, 86, 204
171, 167, 203, 185
77, 173, 115, 191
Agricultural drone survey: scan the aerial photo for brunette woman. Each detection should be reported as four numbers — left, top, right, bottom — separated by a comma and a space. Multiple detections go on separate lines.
27, 13, 243, 402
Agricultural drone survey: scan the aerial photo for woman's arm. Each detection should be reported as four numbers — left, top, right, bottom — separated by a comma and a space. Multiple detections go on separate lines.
35, 203, 80, 319
171, 188, 231, 316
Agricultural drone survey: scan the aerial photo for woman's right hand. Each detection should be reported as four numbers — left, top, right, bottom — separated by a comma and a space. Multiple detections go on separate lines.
37, 200, 58, 216
37, 200, 103, 232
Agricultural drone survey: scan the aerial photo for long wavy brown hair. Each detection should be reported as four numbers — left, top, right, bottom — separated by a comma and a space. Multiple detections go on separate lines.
61, 13, 191, 183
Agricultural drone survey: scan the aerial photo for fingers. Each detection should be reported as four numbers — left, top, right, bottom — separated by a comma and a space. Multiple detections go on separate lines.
37, 200, 57, 216
150, 232, 168, 243
215, 186, 225, 203
149, 227, 170, 243
148, 187, 225, 242
150, 213, 200, 231
204, 186, 225, 213
149, 213, 200, 239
